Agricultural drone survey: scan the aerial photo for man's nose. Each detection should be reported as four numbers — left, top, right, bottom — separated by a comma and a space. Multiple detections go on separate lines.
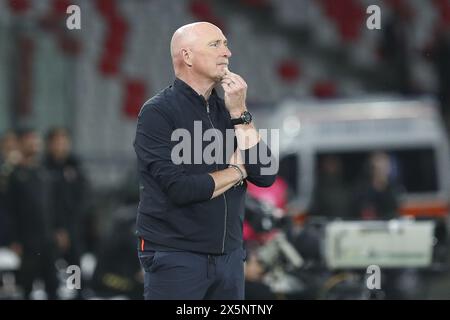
223, 46, 232, 58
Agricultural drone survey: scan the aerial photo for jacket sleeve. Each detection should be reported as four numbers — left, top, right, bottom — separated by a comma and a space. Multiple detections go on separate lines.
241, 139, 277, 187
134, 104, 215, 206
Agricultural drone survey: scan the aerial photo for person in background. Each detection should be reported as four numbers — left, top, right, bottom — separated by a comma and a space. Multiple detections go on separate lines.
431, 26, 450, 130
309, 156, 351, 219
0, 130, 22, 246
7, 128, 59, 299
380, 4, 414, 94
244, 249, 276, 300
44, 127, 87, 275
352, 152, 400, 220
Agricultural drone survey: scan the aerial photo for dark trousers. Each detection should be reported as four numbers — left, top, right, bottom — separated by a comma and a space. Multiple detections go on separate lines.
17, 250, 59, 300
138, 247, 246, 300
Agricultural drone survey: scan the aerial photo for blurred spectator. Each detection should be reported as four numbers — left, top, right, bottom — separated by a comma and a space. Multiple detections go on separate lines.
244, 249, 277, 300
90, 205, 143, 299
0, 130, 22, 166
352, 152, 401, 220
0, 130, 22, 246
431, 27, 450, 128
380, 8, 413, 94
44, 127, 88, 271
7, 128, 59, 299
309, 156, 351, 219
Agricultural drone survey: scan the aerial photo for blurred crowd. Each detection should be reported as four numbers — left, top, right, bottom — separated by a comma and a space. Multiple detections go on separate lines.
0, 127, 155, 300
0, 127, 89, 299
310, 152, 401, 221
1, 0, 450, 300
1, 127, 448, 300
242, 152, 402, 299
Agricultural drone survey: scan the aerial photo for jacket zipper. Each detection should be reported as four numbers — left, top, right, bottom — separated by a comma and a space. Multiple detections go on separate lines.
205, 101, 227, 254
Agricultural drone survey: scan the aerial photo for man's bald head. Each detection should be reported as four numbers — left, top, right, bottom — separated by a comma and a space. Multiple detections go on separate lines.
170, 22, 231, 80
170, 22, 221, 60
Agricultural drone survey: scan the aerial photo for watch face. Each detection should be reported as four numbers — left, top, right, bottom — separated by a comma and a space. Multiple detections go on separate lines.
242, 111, 252, 124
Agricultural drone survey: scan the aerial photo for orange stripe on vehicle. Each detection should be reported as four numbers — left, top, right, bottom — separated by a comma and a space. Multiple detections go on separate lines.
400, 203, 449, 218
141, 238, 145, 251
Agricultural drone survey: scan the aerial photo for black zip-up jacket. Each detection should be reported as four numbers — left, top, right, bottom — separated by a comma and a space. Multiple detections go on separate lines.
133, 78, 277, 254
7, 164, 55, 251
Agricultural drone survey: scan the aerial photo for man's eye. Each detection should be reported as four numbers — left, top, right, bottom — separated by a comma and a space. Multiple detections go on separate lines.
210, 42, 219, 47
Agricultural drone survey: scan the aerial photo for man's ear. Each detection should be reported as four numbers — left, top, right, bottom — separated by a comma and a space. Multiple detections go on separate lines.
181, 48, 193, 67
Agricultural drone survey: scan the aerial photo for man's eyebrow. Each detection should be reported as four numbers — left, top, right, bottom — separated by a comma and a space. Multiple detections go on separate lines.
208, 39, 228, 45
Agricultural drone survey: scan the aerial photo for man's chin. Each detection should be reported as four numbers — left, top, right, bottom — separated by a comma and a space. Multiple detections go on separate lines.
213, 74, 224, 83
216, 71, 228, 82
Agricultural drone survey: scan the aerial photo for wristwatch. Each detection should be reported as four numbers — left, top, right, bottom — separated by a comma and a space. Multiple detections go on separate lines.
231, 111, 252, 126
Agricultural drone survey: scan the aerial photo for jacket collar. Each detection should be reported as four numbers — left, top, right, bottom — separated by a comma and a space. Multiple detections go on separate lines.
173, 78, 218, 105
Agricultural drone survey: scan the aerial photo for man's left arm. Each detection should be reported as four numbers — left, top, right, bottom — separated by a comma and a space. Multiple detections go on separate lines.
233, 122, 277, 187
221, 70, 277, 187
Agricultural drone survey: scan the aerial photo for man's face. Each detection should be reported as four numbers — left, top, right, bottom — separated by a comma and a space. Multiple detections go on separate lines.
0, 132, 19, 157
21, 132, 41, 158
49, 133, 71, 160
370, 152, 391, 178
190, 26, 232, 82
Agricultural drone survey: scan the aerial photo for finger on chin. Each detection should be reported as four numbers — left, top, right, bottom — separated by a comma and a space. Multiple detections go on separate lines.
221, 82, 231, 91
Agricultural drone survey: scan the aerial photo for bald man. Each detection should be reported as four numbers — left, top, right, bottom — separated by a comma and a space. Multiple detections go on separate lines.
133, 22, 276, 300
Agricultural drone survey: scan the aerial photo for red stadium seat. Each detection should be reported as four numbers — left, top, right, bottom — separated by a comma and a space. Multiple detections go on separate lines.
319, 0, 364, 42
189, 0, 226, 32
313, 80, 337, 98
123, 80, 147, 119
96, 0, 117, 18
8, 0, 30, 14
434, 0, 450, 26
52, 0, 71, 16
277, 59, 301, 83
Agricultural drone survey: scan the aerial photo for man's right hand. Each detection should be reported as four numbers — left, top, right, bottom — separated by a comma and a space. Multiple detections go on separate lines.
220, 68, 248, 118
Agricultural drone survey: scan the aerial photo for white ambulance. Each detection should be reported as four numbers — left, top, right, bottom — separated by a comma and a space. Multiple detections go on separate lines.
254, 97, 450, 267
256, 96, 450, 219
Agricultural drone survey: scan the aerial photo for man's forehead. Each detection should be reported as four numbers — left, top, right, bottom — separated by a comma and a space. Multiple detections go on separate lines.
193, 24, 225, 39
